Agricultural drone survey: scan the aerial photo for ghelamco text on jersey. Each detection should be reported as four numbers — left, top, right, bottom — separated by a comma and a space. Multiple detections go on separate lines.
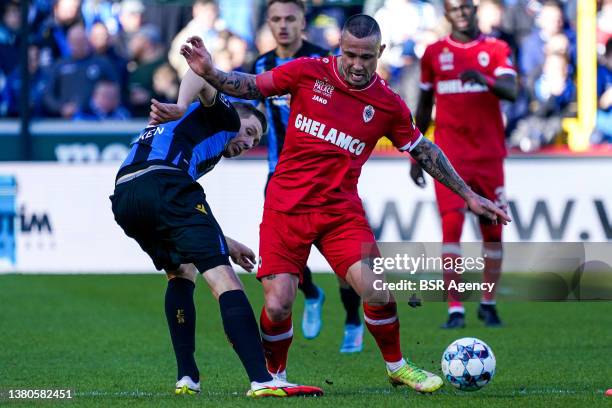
294, 114, 366, 155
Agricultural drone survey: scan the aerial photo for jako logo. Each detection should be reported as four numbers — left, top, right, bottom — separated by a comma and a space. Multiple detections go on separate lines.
294, 114, 366, 155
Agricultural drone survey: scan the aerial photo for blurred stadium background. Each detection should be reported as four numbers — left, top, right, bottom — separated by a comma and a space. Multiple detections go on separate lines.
0, 0, 611, 273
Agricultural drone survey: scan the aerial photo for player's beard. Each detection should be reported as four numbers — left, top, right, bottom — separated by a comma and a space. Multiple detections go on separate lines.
338, 59, 370, 88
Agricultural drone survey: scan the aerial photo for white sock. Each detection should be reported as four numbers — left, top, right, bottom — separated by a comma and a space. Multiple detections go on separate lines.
386, 358, 406, 373
448, 306, 465, 314
480, 300, 496, 306
251, 370, 290, 389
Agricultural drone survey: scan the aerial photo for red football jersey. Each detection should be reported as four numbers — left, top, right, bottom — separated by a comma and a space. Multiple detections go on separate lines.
256, 56, 422, 214
420, 35, 516, 162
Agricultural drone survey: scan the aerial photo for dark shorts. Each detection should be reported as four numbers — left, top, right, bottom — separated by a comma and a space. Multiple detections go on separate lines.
110, 169, 230, 273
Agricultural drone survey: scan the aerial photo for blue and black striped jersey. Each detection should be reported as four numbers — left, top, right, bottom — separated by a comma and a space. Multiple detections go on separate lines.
119, 92, 241, 180
253, 41, 329, 173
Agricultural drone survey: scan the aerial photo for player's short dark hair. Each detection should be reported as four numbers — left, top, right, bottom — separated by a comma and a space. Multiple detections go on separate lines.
266, 0, 305, 13
541, 0, 563, 10
479, 0, 503, 7
341, 14, 381, 42
194, 0, 217, 6
234, 102, 268, 135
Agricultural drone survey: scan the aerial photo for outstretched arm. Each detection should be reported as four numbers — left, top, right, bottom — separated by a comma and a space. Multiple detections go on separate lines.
149, 69, 219, 124
410, 138, 511, 225
181, 36, 264, 100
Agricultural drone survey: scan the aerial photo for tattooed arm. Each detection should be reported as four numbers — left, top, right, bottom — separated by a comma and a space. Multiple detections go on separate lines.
410, 138, 470, 198
180, 36, 264, 100
203, 69, 263, 100
410, 138, 511, 224
410, 88, 435, 188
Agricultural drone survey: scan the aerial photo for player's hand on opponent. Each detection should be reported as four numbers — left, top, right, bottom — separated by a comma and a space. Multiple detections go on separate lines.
465, 191, 511, 225
410, 162, 426, 188
148, 99, 186, 125
460, 70, 487, 86
226, 237, 257, 272
181, 36, 214, 78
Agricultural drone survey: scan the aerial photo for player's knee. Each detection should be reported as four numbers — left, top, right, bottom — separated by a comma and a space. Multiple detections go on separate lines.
166, 264, 197, 283
264, 296, 293, 321
202, 265, 243, 299
361, 284, 391, 305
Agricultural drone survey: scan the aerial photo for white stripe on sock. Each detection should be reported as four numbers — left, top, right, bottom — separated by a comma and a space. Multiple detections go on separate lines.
483, 248, 503, 259
261, 327, 293, 342
442, 243, 461, 256
448, 306, 465, 314
363, 314, 398, 326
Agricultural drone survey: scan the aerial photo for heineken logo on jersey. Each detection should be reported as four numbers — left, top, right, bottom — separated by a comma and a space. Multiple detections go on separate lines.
363, 105, 375, 123
478, 51, 490, 67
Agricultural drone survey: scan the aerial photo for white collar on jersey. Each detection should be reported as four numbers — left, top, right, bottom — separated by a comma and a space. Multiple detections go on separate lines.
445, 34, 485, 49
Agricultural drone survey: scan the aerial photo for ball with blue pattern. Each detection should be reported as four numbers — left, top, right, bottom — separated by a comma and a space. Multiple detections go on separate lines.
441, 337, 496, 391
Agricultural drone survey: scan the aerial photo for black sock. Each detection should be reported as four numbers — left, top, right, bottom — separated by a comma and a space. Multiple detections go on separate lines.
165, 278, 199, 382
340, 286, 361, 325
299, 266, 319, 299
219, 290, 272, 383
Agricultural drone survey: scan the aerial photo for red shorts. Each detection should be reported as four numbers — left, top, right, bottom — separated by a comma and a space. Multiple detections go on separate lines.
257, 208, 379, 281
435, 159, 506, 215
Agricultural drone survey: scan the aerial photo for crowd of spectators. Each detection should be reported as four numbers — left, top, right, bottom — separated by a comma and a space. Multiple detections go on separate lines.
0, 0, 610, 148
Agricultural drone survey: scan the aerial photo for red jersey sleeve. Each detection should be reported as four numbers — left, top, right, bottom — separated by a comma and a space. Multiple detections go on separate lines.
492, 40, 517, 78
419, 45, 435, 91
255, 57, 309, 97
388, 96, 424, 152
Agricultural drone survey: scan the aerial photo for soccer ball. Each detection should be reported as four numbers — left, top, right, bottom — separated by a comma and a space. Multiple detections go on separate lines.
441, 337, 496, 391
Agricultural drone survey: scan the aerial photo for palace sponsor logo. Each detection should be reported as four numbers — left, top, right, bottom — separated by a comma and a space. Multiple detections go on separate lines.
313, 79, 334, 98
437, 79, 488, 95
363, 105, 375, 123
294, 114, 366, 155
439, 48, 454, 71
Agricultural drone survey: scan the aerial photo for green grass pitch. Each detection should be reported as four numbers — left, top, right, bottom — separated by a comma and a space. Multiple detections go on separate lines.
1, 273, 610, 407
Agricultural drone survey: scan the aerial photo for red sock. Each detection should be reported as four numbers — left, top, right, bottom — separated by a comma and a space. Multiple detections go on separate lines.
259, 308, 292, 374
442, 246, 464, 312
363, 302, 402, 363
481, 225, 503, 303
441, 211, 465, 313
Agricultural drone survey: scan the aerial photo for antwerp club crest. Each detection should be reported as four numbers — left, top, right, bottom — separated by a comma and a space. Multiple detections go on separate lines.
363, 105, 375, 123
478, 51, 490, 67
